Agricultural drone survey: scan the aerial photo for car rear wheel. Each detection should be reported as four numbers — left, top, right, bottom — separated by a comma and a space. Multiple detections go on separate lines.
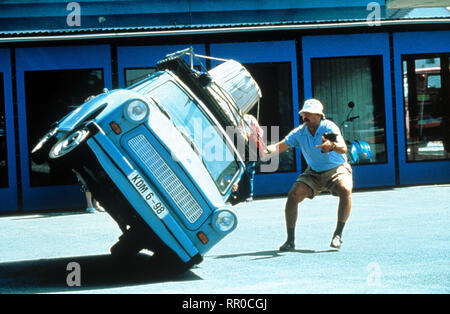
48, 127, 90, 167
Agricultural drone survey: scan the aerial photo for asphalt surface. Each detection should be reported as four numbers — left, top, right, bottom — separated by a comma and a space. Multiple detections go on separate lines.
0, 184, 449, 294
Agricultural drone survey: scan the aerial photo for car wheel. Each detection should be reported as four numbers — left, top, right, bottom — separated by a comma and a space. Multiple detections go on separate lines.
110, 230, 144, 259
152, 245, 201, 274
48, 127, 90, 166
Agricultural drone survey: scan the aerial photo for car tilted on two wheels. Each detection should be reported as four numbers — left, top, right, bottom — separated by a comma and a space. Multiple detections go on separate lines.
31, 49, 262, 272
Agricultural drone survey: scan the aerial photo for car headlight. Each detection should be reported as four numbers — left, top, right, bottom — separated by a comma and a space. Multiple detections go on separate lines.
212, 209, 237, 233
125, 100, 149, 122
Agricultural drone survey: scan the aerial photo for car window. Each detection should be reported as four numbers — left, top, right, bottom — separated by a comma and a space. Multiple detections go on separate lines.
145, 81, 240, 194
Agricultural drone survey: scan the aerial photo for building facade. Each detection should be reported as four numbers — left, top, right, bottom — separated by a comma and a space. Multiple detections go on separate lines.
0, 0, 449, 212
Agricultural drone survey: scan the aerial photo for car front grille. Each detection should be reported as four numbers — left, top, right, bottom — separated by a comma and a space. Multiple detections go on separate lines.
128, 134, 203, 224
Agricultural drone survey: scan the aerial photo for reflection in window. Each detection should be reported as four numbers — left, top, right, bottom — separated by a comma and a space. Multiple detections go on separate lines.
25, 69, 104, 186
125, 68, 156, 87
244, 63, 296, 173
0, 73, 8, 188
402, 55, 450, 161
146, 80, 240, 194
311, 56, 387, 165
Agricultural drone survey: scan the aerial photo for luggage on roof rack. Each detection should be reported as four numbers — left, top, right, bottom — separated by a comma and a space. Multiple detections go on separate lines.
156, 48, 265, 162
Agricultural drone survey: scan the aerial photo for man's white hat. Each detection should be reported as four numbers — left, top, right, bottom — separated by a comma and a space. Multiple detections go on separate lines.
299, 98, 325, 118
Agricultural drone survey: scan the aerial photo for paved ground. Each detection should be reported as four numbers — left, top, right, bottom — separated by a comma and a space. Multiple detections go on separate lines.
0, 184, 449, 294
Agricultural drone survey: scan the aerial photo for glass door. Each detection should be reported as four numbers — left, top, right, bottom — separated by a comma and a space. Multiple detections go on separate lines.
311, 56, 388, 165
402, 55, 450, 162
16, 45, 112, 210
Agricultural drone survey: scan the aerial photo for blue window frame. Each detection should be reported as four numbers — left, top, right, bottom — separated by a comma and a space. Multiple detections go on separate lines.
0, 49, 17, 212
15, 45, 112, 210
303, 33, 396, 188
393, 31, 450, 185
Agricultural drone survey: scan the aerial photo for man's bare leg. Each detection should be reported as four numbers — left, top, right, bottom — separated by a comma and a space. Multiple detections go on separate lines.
330, 181, 352, 249
279, 182, 313, 251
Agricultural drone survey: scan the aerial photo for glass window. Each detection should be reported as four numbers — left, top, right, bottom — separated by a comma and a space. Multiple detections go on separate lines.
243, 62, 296, 173
125, 68, 156, 87
25, 69, 104, 186
402, 55, 450, 161
0, 73, 8, 188
145, 80, 240, 194
311, 56, 387, 165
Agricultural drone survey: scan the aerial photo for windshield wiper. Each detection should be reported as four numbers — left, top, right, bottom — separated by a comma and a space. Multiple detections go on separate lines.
179, 129, 201, 157
148, 96, 173, 121
150, 96, 203, 156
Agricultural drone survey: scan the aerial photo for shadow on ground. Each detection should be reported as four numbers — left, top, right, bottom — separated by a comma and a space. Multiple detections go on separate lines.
0, 253, 201, 293
2, 209, 86, 220
210, 249, 338, 261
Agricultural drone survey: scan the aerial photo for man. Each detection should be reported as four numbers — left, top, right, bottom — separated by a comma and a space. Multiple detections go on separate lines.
266, 99, 353, 251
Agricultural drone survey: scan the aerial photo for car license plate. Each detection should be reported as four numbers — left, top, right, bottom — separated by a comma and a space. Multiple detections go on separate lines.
127, 170, 168, 219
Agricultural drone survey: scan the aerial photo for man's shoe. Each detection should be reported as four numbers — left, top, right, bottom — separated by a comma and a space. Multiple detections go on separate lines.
279, 240, 295, 252
86, 207, 96, 214
330, 234, 343, 249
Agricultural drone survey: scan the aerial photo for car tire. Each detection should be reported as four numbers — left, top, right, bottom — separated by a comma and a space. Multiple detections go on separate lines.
110, 230, 144, 259
152, 245, 201, 274
48, 127, 90, 167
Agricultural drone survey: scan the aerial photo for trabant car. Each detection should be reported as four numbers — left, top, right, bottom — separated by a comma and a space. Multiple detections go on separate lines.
31, 49, 262, 270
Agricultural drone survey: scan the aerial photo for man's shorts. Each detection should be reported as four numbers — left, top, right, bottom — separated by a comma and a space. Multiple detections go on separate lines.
296, 163, 353, 199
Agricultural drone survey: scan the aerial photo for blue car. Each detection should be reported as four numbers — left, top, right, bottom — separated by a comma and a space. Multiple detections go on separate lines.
31, 50, 261, 271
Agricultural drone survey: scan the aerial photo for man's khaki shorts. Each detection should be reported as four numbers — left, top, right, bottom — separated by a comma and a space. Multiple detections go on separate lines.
296, 163, 353, 199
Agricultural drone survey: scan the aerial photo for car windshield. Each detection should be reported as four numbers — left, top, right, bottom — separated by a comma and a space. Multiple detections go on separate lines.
144, 80, 240, 194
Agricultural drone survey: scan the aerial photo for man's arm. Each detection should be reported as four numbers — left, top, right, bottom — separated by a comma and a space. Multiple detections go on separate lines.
266, 141, 290, 158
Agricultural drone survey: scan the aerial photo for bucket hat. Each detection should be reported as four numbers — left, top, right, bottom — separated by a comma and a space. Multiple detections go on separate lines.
299, 99, 325, 118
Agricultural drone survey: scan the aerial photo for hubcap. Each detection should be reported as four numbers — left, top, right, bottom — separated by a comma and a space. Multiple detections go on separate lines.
52, 129, 89, 158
